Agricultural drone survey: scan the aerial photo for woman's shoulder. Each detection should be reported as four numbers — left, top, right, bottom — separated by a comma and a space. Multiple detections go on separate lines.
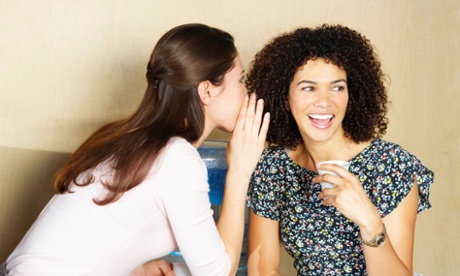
253, 145, 303, 179
164, 137, 199, 158
255, 146, 293, 170
356, 138, 433, 177
356, 138, 434, 214
261, 145, 289, 160
151, 137, 204, 174
361, 138, 419, 161
167, 136, 194, 148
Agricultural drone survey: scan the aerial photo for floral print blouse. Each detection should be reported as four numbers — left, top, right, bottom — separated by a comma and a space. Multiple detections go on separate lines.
247, 138, 434, 275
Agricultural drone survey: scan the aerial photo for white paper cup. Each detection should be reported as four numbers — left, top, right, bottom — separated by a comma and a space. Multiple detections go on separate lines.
316, 160, 350, 191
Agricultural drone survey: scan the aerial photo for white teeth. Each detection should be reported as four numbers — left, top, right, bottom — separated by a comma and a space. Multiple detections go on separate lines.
309, 114, 333, 120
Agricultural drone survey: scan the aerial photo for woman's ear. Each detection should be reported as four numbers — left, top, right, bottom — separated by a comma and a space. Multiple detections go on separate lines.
197, 80, 212, 106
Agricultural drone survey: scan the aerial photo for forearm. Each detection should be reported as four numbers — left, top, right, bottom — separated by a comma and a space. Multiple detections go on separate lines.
357, 214, 412, 275
359, 182, 418, 276
215, 92, 269, 275
247, 211, 284, 276
360, 208, 414, 275
362, 238, 412, 276
248, 250, 284, 276
216, 170, 250, 275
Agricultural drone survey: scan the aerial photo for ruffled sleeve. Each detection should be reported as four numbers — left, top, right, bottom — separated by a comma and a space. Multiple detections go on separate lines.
412, 155, 434, 213
247, 147, 286, 221
356, 140, 434, 217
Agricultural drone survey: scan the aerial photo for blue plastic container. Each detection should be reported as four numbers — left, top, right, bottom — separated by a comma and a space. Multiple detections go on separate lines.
197, 140, 228, 205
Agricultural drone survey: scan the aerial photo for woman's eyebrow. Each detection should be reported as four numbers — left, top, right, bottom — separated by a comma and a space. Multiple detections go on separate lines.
296, 79, 347, 86
296, 80, 316, 86
331, 79, 347, 84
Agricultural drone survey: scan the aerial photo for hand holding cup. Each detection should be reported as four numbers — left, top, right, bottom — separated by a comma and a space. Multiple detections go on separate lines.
316, 160, 350, 191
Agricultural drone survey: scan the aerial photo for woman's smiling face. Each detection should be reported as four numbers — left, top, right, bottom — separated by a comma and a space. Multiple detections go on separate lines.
288, 58, 349, 144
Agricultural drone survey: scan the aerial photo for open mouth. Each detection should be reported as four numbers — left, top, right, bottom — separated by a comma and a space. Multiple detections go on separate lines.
309, 114, 334, 128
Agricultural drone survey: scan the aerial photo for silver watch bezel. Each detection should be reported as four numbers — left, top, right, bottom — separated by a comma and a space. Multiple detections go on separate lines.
359, 223, 386, 248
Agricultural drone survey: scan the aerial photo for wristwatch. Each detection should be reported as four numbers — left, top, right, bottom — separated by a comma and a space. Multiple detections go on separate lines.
358, 223, 386, 247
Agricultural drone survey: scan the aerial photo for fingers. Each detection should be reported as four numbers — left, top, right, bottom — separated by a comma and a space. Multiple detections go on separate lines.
247, 93, 270, 137
244, 93, 257, 131
315, 164, 350, 183
259, 111, 270, 140
226, 93, 269, 178
254, 97, 270, 139
234, 94, 250, 132
319, 193, 335, 205
130, 259, 175, 276
314, 175, 340, 190
157, 260, 175, 276
237, 92, 258, 133
234, 93, 270, 139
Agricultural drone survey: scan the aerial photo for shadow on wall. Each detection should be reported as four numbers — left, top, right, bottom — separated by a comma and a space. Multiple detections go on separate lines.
0, 147, 70, 262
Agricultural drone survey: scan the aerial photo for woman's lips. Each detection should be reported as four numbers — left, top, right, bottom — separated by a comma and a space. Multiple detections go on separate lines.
309, 113, 334, 129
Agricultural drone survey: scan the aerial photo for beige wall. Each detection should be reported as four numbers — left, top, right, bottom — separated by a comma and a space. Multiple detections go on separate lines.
1, 0, 458, 274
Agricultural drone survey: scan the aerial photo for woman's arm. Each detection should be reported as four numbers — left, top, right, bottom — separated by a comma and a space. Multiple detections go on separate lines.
217, 93, 270, 275
363, 181, 418, 276
247, 210, 285, 276
317, 163, 419, 276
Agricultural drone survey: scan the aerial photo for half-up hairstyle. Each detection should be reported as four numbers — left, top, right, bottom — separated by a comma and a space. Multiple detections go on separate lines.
54, 23, 237, 205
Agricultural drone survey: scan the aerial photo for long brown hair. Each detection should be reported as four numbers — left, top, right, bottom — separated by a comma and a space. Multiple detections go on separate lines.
54, 23, 237, 205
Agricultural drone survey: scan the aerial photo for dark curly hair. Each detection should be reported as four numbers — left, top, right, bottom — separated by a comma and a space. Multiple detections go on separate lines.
246, 24, 389, 148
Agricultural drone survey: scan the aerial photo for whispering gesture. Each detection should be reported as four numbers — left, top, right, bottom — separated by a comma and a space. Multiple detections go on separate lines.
227, 93, 270, 180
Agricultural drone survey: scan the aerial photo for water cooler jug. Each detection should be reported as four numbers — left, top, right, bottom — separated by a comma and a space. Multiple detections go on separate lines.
164, 140, 248, 275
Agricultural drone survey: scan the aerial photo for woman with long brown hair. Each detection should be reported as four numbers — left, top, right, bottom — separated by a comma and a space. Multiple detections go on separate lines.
3, 23, 269, 276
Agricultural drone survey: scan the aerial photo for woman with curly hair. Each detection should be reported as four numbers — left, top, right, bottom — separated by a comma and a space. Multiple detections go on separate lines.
246, 24, 434, 275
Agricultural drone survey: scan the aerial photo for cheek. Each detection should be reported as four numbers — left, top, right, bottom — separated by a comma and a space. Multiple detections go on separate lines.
224, 85, 246, 119
289, 96, 308, 114
233, 88, 246, 110
231, 97, 244, 118
221, 94, 244, 123
336, 95, 349, 112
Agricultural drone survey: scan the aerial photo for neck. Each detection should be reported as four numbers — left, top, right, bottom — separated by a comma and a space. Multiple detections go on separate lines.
291, 135, 371, 171
192, 121, 215, 149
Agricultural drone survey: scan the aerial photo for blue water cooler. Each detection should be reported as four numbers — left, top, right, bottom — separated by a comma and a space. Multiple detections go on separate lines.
165, 140, 248, 275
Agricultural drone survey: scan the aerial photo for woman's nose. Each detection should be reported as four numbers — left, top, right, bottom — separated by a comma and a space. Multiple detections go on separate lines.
313, 90, 331, 108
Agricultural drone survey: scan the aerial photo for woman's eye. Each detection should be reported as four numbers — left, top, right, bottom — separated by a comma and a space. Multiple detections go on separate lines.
332, 85, 345, 92
301, 86, 314, 92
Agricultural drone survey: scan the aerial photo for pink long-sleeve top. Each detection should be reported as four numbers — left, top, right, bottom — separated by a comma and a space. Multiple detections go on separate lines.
6, 137, 231, 275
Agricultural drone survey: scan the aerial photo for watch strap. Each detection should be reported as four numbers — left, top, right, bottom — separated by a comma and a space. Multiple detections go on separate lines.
358, 223, 386, 248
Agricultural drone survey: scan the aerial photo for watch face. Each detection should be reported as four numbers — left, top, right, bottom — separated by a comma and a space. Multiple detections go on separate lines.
375, 234, 385, 246
359, 224, 386, 247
